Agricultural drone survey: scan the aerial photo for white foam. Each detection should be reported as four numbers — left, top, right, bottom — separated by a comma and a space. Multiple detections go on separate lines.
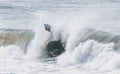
57, 40, 120, 70
0, 45, 24, 59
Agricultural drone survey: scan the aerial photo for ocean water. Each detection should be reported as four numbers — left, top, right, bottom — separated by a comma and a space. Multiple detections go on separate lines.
0, 0, 120, 74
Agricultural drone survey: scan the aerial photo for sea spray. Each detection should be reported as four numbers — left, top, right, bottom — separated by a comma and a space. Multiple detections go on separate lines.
26, 24, 51, 59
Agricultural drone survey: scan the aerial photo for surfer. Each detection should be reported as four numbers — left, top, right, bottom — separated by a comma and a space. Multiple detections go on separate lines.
44, 24, 65, 57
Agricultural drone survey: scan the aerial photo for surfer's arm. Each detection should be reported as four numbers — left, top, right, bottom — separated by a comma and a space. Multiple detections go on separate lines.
44, 24, 51, 32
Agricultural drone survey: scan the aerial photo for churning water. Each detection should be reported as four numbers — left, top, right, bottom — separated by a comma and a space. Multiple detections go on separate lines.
0, 0, 120, 74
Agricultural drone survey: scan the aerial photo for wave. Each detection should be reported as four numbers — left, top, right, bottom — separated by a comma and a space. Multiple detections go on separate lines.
0, 28, 120, 56
0, 27, 120, 70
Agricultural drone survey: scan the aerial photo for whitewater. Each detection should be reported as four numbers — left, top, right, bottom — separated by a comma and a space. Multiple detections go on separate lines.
0, 0, 120, 74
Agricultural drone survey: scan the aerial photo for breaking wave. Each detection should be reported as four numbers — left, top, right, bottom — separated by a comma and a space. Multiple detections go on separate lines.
0, 26, 120, 70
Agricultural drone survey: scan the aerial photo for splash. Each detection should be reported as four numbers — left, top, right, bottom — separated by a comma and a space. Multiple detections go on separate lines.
26, 17, 52, 59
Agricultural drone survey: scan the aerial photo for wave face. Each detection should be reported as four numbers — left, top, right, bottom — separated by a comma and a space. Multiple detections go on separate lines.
0, 29, 34, 53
